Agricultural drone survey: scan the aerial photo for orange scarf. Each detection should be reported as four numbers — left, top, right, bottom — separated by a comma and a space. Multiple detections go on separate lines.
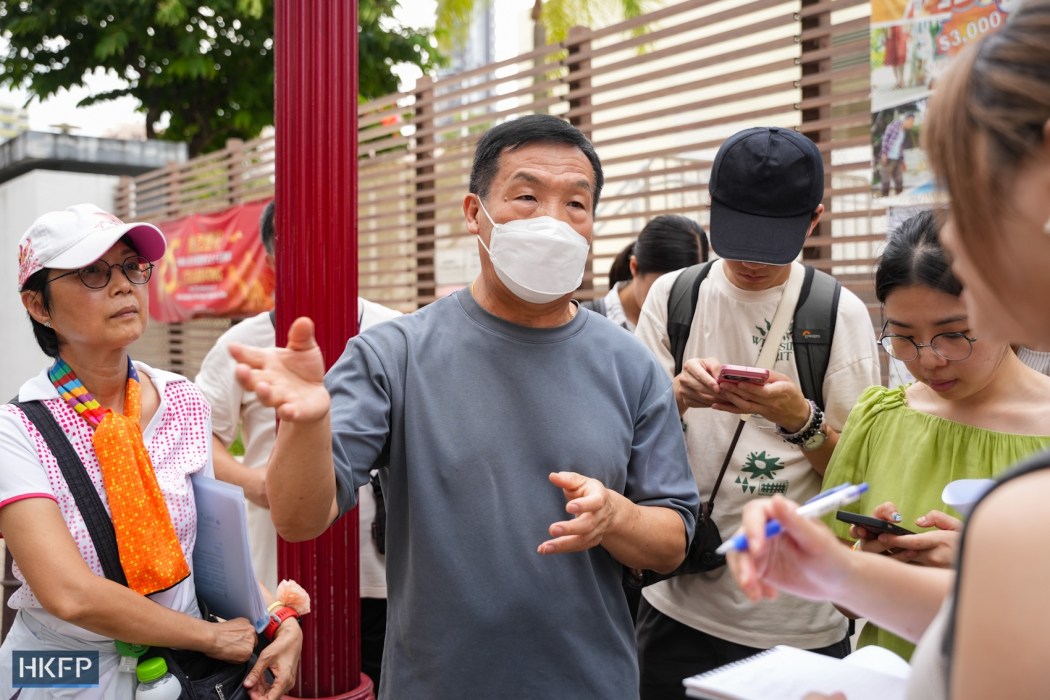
50, 358, 189, 595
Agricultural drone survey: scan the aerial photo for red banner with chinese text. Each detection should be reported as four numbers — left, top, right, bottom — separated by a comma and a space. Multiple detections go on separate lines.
149, 200, 274, 322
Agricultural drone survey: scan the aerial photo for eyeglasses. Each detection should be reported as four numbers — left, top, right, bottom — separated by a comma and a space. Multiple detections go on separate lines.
47, 255, 154, 289
878, 324, 977, 362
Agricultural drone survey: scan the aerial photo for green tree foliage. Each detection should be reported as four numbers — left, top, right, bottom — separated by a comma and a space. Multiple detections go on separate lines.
0, 1, 444, 155
360, 0, 444, 99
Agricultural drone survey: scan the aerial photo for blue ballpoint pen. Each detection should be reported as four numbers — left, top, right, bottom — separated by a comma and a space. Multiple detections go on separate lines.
715, 482, 870, 555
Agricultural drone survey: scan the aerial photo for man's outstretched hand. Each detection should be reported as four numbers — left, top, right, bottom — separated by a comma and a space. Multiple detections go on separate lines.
230, 316, 330, 423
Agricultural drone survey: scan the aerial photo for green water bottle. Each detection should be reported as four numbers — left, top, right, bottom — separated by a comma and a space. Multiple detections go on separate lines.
134, 657, 181, 700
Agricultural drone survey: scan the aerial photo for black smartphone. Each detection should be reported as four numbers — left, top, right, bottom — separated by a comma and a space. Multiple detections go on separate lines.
835, 510, 915, 536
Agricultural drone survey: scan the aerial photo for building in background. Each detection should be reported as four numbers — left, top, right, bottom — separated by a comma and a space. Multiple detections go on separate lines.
442, 3, 496, 79
434, 2, 497, 125
0, 102, 28, 143
432, 2, 498, 295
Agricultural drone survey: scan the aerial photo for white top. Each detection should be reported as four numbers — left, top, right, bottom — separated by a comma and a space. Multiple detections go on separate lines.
0, 362, 210, 698
600, 281, 633, 331
1016, 346, 1050, 377
194, 299, 401, 598
635, 261, 882, 648
905, 597, 951, 699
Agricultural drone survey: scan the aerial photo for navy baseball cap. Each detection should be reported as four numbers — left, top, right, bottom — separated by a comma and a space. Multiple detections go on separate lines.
708, 127, 824, 265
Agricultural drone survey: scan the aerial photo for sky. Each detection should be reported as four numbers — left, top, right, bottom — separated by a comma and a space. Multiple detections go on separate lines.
5, 71, 143, 137
0, 0, 529, 139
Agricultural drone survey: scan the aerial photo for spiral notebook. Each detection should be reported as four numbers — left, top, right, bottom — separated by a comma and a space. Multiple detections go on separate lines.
683, 644, 909, 700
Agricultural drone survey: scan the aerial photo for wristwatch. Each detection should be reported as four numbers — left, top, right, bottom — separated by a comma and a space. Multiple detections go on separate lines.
775, 400, 826, 451
800, 419, 828, 452
263, 604, 301, 641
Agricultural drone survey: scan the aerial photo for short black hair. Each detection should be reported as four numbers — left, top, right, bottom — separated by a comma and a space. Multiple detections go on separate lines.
633, 215, 707, 275
469, 114, 604, 213
260, 200, 275, 256
875, 209, 961, 304
22, 269, 60, 358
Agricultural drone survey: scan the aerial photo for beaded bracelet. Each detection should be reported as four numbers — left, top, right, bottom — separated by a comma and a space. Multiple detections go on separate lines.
775, 400, 824, 446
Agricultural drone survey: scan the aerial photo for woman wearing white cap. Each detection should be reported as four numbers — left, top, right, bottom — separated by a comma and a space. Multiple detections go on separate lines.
1, 204, 301, 698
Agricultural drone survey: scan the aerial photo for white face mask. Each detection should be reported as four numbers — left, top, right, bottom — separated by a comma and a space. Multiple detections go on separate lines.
475, 198, 590, 304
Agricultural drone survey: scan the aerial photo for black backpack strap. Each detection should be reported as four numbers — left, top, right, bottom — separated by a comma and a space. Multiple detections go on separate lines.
10, 400, 128, 586
668, 261, 714, 376
791, 266, 841, 411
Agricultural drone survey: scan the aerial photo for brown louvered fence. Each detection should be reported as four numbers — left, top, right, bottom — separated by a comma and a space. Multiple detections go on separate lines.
118, 0, 890, 378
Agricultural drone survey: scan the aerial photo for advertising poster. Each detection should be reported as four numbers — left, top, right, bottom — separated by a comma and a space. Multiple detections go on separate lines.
870, 0, 1017, 199
149, 200, 274, 322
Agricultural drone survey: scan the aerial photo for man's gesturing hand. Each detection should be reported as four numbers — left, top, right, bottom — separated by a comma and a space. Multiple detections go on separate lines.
230, 316, 330, 423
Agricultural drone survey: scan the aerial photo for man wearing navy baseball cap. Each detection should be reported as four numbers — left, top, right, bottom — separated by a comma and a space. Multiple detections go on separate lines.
634, 126, 880, 698
709, 126, 825, 266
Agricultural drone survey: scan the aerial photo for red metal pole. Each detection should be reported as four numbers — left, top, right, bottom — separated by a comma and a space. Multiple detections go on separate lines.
275, 2, 369, 698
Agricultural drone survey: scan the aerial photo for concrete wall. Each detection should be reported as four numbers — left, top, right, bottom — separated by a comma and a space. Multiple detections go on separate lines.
0, 170, 120, 400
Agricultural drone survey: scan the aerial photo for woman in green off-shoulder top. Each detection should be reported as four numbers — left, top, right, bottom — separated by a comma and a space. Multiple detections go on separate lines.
822, 210, 1050, 660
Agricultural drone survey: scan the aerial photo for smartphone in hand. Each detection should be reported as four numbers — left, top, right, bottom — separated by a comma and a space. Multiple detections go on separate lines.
717, 364, 770, 384
835, 510, 916, 536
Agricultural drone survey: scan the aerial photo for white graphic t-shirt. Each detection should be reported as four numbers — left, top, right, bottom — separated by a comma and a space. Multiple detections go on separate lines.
635, 260, 880, 649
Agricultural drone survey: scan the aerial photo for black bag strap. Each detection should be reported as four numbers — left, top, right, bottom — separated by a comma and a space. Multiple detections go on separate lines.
11, 400, 128, 586
667, 261, 713, 376
706, 419, 746, 515
666, 261, 735, 516
790, 267, 841, 411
